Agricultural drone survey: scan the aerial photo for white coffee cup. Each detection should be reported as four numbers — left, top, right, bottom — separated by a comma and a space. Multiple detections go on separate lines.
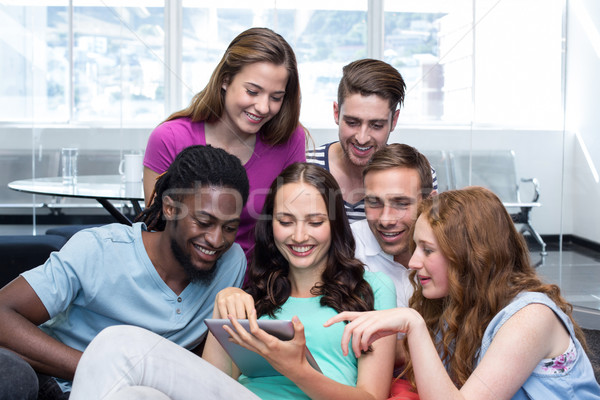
123, 181, 143, 198
119, 153, 144, 182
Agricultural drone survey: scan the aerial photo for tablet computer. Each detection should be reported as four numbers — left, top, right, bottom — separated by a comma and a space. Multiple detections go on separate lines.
204, 319, 322, 377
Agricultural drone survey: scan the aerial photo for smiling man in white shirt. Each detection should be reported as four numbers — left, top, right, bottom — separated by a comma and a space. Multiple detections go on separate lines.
351, 143, 436, 307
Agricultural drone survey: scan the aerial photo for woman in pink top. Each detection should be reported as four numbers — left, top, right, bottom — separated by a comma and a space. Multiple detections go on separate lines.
144, 27, 307, 260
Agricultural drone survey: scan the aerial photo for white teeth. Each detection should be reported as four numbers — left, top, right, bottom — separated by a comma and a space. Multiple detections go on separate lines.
381, 232, 400, 237
291, 245, 312, 253
245, 112, 262, 121
354, 144, 372, 151
194, 244, 216, 255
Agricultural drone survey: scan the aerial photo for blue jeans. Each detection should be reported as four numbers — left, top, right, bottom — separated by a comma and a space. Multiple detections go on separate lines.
0, 348, 69, 400
36, 374, 70, 400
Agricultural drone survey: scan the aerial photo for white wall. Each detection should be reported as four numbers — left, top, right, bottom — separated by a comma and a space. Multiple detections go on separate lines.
565, 0, 600, 244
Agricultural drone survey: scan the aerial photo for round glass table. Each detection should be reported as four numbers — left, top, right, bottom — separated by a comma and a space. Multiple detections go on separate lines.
8, 175, 144, 225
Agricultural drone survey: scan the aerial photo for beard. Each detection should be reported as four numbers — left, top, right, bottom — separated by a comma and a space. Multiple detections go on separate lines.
341, 140, 374, 167
170, 239, 218, 284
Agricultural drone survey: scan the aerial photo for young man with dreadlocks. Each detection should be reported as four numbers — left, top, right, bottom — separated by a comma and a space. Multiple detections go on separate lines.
0, 145, 250, 400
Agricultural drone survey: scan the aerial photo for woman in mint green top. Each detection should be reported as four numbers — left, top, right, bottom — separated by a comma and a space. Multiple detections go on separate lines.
203, 162, 397, 399
237, 270, 395, 399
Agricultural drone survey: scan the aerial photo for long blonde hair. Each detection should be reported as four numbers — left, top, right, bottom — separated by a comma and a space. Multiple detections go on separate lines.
403, 186, 585, 387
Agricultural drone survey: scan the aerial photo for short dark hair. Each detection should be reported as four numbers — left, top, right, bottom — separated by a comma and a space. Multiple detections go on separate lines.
337, 58, 406, 113
363, 143, 434, 197
136, 145, 249, 231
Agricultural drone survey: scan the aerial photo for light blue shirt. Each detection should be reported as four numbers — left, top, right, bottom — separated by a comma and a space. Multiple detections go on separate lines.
22, 222, 246, 390
478, 292, 600, 399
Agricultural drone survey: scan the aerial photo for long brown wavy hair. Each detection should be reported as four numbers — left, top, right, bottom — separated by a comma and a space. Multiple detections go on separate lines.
165, 27, 301, 146
245, 163, 374, 317
402, 186, 586, 387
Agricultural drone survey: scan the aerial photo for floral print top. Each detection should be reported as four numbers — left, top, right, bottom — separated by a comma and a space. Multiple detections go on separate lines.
533, 337, 577, 375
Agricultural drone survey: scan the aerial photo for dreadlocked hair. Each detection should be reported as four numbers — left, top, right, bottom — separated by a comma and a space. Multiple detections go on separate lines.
135, 145, 249, 231
244, 163, 374, 318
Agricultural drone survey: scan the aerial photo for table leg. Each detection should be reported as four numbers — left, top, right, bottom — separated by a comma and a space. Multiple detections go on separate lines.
96, 199, 132, 226
131, 200, 143, 216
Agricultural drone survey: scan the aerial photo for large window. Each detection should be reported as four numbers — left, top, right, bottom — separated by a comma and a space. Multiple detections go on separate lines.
179, 2, 368, 128
0, 1, 165, 124
383, 0, 563, 127
0, 0, 563, 128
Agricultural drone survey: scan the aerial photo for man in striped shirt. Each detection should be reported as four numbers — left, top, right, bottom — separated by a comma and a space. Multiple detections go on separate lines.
306, 59, 437, 222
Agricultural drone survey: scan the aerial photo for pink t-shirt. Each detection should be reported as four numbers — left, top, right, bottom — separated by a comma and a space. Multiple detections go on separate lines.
144, 117, 306, 259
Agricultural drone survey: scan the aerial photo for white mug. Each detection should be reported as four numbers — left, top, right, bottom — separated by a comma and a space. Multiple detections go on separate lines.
119, 154, 144, 182
123, 180, 144, 198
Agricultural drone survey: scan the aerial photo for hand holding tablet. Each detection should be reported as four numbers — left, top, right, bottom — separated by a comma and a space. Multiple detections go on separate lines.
205, 318, 322, 377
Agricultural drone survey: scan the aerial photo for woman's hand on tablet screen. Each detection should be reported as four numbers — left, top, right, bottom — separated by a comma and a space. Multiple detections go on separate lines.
214, 287, 256, 319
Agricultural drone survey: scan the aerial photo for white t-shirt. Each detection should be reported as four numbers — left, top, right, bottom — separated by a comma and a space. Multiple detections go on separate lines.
351, 219, 414, 307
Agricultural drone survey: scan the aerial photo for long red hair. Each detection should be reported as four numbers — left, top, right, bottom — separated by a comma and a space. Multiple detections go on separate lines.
402, 186, 585, 387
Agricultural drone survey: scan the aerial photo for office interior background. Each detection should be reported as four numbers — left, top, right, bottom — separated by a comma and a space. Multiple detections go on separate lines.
1, 0, 600, 326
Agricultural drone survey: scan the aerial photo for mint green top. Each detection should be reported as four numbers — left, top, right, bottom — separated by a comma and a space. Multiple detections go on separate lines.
238, 271, 397, 399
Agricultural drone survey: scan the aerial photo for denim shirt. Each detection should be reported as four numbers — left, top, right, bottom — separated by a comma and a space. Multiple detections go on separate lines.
476, 292, 600, 399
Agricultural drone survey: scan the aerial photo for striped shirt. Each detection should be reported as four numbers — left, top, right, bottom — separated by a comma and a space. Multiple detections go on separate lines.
306, 142, 438, 223
306, 142, 366, 222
